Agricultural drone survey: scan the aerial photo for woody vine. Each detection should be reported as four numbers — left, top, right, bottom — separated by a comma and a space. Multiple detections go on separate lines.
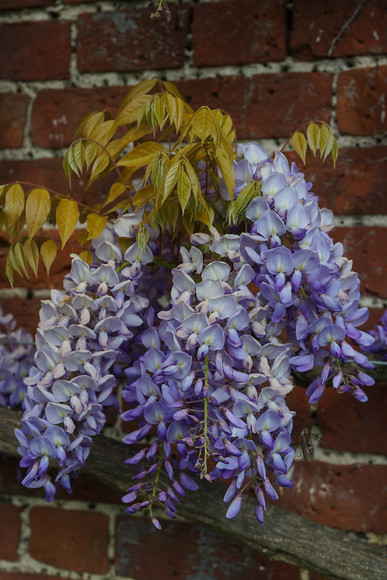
0, 78, 383, 529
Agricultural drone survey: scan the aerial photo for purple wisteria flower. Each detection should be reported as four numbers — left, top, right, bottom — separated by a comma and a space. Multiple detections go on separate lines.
0, 306, 35, 409
16, 229, 152, 500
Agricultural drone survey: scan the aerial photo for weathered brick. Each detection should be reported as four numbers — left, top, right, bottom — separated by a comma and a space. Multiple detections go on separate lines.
337, 66, 387, 136
115, 517, 300, 579
29, 506, 109, 573
286, 146, 387, 215
0, 21, 71, 81
0, 503, 21, 561
0, 93, 29, 149
178, 72, 332, 139
278, 462, 387, 532
0, 158, 113, 208
318, 383, 387, 455
333, 226, 387, 298
292, 0, 387, 59
193, 0, 287, 66
0, 0, 53, 8
77, 7, 190, 73
31, 86, 128, 148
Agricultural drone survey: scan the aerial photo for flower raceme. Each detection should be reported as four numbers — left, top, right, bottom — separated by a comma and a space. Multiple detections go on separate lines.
13, 143, 375, 526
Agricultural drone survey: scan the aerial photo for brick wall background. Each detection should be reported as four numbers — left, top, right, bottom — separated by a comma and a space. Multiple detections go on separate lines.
0, 1, 386, 579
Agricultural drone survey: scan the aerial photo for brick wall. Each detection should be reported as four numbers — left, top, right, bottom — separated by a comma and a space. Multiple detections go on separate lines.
0, 1, 386, 579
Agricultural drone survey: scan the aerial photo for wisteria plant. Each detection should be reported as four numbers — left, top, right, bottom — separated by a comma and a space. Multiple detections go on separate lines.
0, 79, 378, 529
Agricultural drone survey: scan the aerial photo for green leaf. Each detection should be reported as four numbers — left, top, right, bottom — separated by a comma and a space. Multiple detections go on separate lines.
67, 145, 81, 177
40, 239, 57, 275
63, 152, 72, 186
86, 213, 108, 240
191, 106, 220, 146
291, 131, 308, 164
230, 181, 261, 225
215, 139, 235, 200
306, 122, 320, 156
23, 239, 39, 277
56, 198, 80, 249
4, 183, 25, 226
25, 188, 51, 240
137, 226, 150, 252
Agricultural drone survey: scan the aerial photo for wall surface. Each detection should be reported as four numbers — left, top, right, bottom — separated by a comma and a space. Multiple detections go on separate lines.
0, 1, 386, 579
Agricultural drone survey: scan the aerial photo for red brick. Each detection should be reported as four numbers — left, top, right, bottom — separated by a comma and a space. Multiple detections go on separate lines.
333, 226, 387, 298
0, 503, 21, 560
193, 0, 287, 66
337, 66, 387, 136
0, 0, 53, 8
115, 517, 300, 579
29, 506, 109, 573
0, 21, 71, 81
0, 93, 29, 149
367, 308, 386, 331
178, 72, 332, 139
77, 7, 190, 73
318, 383, 387, 455
31, 86, 128, 148
286, 146, 387, 215
278, 462, 387, 532
0, 157, 113, 208
292, 0, 387, 60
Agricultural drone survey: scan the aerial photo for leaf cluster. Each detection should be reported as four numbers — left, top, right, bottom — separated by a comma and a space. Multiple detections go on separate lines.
1, 79, 340, 284
291, 122, 338, 167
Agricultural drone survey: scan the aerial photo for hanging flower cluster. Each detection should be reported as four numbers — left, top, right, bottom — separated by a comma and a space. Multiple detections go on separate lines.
363, 310, 387, 360
0, 306, 35, 409
2, 79, 375, 528
15, 223, 153, 500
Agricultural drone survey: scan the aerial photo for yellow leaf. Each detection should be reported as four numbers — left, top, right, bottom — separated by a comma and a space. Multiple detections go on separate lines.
56, 198, 80, 248
84, 141, 98, 169
79, 250, 93, 265
118, 142, 165, 168
319, 124, 333, 159
14, 241, 29, 277
4, 183, 25, 226
331, 138, 339, 167
119, 79, 158, 110
89, 119, 116, 147
102, 183, 127, 208
89, 154, 110, 184
73, 141, 85, 173
191, 107, 220, 146
291, 131, 308, 164
23, 239, 39, 276
40, 239, 57, 275
163, 157, 182, 201
132, 185, 155, 209
177, 168, 191, 214
5, 252, 14, 286
216, 140, 235, 199
26, 188, 51, 240
116, 94, 153, 126
67, 146, 80, 177
306, 122, 320, 155
86, 213, 108, 240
